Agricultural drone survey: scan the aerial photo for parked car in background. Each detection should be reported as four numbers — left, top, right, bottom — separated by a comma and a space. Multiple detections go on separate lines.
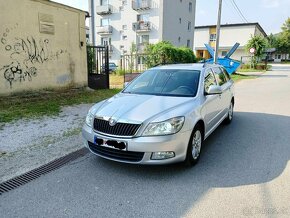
101, 62, 118, 73
83, 63, 235, 166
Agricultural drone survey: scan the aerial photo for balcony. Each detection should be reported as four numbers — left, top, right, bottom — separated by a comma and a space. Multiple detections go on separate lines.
97, 25, 113, 35
133, 21, 151, 33
132, 0, 151, 11
96, 4, 113, 15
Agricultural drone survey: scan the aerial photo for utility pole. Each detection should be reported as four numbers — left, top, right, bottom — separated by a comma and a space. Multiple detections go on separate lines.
214, 0, 223, 64
90, 0, 96, 46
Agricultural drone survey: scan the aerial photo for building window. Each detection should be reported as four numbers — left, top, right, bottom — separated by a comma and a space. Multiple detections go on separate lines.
188, 22, 191, 31
101, 37, 111, 46
137, 14, 150, 22
187, 40, 190, 48
179, 18, 182, 24
119, 6, 124, 11
101, 18, 109, 26
122, 25, 127, 30
189, 2, 192, 12
122, 0, 127, 5
210, 34, 216, 42
122, 35, 128, 40
138, 35, 149, 44
101, 0, 108, 6
120, 45, 124, 50
221, 51, 227, 56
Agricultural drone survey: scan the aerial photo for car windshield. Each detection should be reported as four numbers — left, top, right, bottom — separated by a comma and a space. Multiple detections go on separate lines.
123, 69, 200, 97
109, 63, 116, 67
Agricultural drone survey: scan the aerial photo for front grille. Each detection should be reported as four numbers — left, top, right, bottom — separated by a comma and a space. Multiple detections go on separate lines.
88, 141, 144, 162
93, 118, 141, 136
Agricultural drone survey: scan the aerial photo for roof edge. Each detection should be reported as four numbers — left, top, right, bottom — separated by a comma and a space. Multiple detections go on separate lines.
195, 23, 267, 37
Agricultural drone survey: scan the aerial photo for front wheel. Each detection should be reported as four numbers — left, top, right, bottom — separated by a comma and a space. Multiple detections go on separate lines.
224, 101, 234, 124
184, 125, 203, 166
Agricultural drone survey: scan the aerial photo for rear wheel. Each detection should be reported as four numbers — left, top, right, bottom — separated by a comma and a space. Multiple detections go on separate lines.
185, 125, 203, 166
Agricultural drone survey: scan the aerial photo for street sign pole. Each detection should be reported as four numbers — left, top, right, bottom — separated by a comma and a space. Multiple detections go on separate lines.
214, 0, 223, 64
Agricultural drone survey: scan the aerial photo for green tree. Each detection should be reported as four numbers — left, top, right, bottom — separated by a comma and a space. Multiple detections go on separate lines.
145, 41, 196, 68
276, 17, 290, 54
246, 35, 267, 67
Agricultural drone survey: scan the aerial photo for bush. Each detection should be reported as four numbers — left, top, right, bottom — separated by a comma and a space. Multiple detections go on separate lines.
115, 68, 126, 76
240, 63, 271, 70
145, 41, 196, 68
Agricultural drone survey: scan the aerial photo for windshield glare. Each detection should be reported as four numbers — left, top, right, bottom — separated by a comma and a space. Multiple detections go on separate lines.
123, 69, 200, 97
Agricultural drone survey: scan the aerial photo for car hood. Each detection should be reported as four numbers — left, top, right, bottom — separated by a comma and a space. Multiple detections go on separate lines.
93, 93, 195, 123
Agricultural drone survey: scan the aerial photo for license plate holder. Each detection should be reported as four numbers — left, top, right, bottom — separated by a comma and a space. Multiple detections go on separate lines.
94, 135, 127, 151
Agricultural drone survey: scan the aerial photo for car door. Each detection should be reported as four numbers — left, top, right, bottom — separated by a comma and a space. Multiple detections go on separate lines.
212, 67, 231, 118
202, 69, 223, 133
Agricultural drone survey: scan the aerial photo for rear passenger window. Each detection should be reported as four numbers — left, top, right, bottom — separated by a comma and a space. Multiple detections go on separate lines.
213, 67, 227, 86
204, 70, 217, 93
221, 67, 231, 81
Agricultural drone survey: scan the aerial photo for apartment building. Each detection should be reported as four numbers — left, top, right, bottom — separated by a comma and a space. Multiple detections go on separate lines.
89, 0, 196, 64
194, 23, 267, 62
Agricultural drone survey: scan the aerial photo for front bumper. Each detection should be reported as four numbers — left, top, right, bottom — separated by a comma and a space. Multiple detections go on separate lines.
82, 124, 191, 165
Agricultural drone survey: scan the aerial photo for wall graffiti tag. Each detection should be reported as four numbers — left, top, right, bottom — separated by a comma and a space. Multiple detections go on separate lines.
0, 24, 68, 88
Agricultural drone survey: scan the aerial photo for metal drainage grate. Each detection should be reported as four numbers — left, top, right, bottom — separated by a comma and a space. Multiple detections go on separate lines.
0, 148, 89, 195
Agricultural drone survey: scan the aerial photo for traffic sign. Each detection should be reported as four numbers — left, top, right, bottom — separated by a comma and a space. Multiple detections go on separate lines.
249, 48, 256, 54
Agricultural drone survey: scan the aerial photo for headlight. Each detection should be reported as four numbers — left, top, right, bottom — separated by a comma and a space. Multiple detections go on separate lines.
142, 117, 185, 136
85, 112, 94, 127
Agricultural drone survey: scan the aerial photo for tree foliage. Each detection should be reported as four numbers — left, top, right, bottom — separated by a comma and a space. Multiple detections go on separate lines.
246, 35, 267, 58
276, 17, 290, 54
145, 41, 196, 68
246, 35, 267, 66
267, 18, 290, 54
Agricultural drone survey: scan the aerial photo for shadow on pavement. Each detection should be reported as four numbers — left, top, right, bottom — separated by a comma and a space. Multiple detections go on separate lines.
1, 112, 290, 217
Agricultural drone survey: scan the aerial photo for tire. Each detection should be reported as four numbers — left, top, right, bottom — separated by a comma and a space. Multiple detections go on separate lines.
184, 124, 203, 166
224, 101, 234, 124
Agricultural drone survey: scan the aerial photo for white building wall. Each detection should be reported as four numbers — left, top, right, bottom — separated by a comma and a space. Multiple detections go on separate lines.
162, 0, 196, 48
219, 26, 256, 47
90, 0, 196, 64
194, 24, 266, 61
194, 28, 210, 49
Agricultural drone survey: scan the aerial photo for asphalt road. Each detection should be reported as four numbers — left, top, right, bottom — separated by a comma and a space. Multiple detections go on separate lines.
1, 65, 290, 218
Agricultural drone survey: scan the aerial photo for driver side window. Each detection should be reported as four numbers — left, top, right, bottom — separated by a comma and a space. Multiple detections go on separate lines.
204, 69, 217, 93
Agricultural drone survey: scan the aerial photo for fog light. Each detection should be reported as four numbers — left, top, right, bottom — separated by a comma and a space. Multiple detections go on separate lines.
151, 151, 175, 160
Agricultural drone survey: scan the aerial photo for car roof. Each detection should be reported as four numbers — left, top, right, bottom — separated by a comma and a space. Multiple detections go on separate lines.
151, 63, 222, 71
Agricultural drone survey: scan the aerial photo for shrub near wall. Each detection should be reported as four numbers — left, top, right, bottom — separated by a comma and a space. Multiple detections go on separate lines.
145, 41, 196, 68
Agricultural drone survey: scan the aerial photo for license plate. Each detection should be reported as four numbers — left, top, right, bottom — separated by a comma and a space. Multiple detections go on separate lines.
94, 135, 127, 151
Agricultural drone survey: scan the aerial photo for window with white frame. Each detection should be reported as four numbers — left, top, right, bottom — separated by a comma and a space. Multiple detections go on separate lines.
100, 0, 108, 6
138, 35, 149, 44
210, 34, 216, 42
101, 18, 109, 26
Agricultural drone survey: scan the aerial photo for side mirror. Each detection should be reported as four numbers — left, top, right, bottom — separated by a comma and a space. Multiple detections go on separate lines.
206, 85, 222, 95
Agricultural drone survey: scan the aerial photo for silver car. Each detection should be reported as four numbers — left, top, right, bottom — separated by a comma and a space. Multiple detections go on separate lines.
82, 64, 234, 166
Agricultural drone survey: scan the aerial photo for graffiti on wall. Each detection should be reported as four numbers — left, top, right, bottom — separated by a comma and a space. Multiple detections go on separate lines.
0, 24, 68, 88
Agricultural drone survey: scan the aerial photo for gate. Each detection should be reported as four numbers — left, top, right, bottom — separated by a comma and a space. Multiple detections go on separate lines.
87, 45, 109, 89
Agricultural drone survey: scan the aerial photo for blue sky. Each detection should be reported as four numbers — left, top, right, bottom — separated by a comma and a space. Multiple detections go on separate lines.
52, 0, 289, 34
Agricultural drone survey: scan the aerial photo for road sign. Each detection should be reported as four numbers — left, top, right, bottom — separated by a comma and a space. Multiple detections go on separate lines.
249, 48, 256, 54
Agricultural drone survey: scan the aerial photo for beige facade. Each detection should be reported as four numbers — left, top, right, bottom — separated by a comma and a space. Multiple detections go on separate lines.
0, 0, 88, 95
194, 23, 267, 62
